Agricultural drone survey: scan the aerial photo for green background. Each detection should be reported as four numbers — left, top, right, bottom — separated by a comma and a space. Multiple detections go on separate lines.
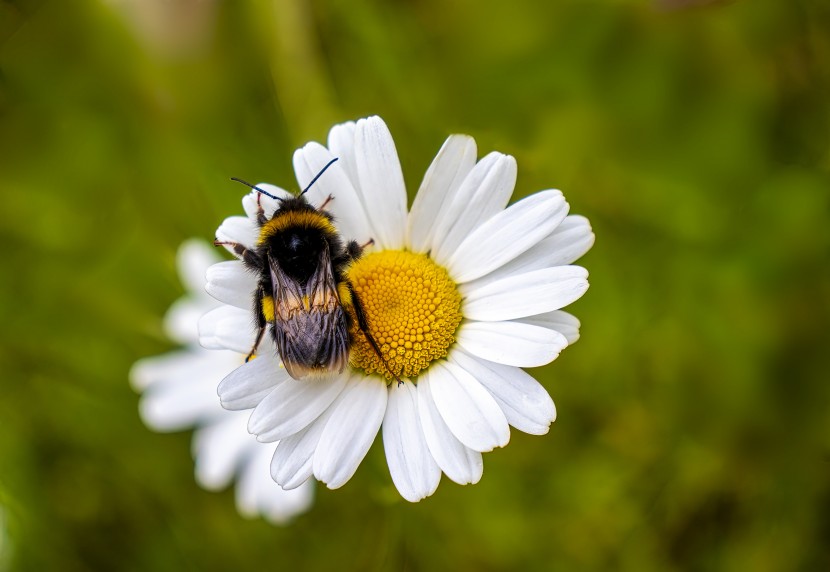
1, 0, 829, 570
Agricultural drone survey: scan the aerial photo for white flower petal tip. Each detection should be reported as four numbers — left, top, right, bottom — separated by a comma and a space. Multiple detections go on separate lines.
418, 372, 484, 485
129, 357, 159, 393
447, 189, 571, 283
519, 310, 582, 346
354, 116, 408, 250
451, 351, 556, 435
407, 134, 478, 253
236, 447, 316, 525
383, 381, 441, 502
456, 320, 569, 368
270, 406, 336, 490
214, 216, 258, 257
271, 441, 314, 491
461, 214, 595, 289
547, 215, 595, 266
326, 121, 358, 186
217, 352, 285, 411
193, 415, 251, 490
462, 266, 589, 322
426, 361, 510, 453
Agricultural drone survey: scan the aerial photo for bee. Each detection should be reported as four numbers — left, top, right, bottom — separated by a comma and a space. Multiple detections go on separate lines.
215, 158, 398, 382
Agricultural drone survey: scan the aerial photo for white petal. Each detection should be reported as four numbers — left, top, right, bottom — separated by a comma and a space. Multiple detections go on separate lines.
218, 351, 286, 411
535, 214, 595, 266
215, 216, 258, 254
262, 477, 315, 525
177, 239, 221, 295
456, 320, 568, 368
248, 372, 348, 442
292, 142, 373, 244
447, 190, 569, 283
431, 153, 516, 265
130, 350, 189, 392
406, 135, 477, 253
382, 380, 441, 502
204, 261, 256, 310
139, 377, 221, 431
417, 371, 483, 485
517, 310, 581, 345
236, 445, 315, 524
271, 406, 335, 490
427, 361, 510, 453
198, 305, 257, 353
130, 346, 232, 393
313, 374, 387, 489
450, 350, 556, 435
461, 266, 589, 322
164, 298, 215, 345
241, 186, 290, 220
464, 215, 595, 288
354, 116, 408, 249
327, 121, 358, 188
131, 349, 238, 429
192, 414, 252, 490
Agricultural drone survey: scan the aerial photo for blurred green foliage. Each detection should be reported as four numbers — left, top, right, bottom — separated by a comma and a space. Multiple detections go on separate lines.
1, 0, 829, 570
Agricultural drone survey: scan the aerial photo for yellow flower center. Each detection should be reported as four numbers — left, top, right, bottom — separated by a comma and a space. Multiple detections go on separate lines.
347, 250, 462, 381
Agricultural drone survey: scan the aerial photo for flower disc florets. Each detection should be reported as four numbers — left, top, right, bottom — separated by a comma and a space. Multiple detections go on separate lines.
347, 250, 462, 380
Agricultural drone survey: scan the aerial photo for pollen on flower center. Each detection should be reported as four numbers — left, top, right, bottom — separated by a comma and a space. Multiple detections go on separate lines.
346, 250, 462, 381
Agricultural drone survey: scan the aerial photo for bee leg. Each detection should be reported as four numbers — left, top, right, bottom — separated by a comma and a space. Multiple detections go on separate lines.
213, 240, 261, 267
347, 281, 403, 386
246, 325, 266, 362
247, 285, 268, 362
318, 194, 335, 211
255, 192, 268, 225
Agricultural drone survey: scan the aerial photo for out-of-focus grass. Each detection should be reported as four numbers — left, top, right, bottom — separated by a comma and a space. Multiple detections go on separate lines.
1, 0, 828, 570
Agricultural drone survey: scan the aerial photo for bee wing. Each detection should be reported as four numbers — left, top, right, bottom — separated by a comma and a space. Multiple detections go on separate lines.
268, 245, 350, 380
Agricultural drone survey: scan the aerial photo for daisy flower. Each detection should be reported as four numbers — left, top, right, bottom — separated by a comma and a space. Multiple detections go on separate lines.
130, 239, 314, 524
207, 116, 594, 502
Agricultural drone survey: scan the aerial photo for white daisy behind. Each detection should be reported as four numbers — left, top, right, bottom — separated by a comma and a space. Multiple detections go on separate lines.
130, 240, 314, 523
206, 116, 594, 501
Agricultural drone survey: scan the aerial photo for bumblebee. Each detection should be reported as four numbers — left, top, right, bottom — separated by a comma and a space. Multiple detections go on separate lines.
216, 158, 396, 381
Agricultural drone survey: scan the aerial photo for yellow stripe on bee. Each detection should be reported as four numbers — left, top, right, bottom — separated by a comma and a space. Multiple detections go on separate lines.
337, 282, 352, 307
261, 295, 276, 322
258, 210, 336, 245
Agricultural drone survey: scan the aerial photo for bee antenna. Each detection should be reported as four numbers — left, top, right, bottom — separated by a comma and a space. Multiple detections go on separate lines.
299, 157, 339, 196
230, 178, 284, 202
